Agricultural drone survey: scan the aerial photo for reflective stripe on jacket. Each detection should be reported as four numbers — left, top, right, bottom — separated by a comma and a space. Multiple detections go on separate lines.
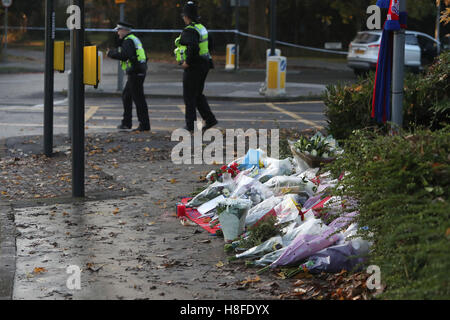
121, 34, 147, 71
185, 23, 210, 58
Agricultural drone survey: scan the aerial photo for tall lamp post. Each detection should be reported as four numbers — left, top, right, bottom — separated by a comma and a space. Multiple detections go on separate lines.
270, 0, 277, 56
71, 0, 85, 198
391, 0, 407, 130
2, 0, 12, 51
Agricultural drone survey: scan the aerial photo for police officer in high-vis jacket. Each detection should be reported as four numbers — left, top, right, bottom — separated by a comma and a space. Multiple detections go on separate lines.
178, 1, 217, 133
107, 22, 151, 132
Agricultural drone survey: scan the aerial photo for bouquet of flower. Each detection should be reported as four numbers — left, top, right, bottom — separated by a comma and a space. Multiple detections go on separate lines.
290, 133, 342, 168
206, 162, 240, 183
217, 198, 253, 242
187, 179, 234, 208
293, 134, 336, 159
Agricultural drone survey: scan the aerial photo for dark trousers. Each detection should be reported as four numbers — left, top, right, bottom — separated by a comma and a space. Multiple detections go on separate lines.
183, 62, 217, 131
122, 73, 150, 129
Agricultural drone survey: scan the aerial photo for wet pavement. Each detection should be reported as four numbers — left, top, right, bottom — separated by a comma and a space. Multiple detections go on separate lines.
1, 131, 295, 300
0, 48, 362, 301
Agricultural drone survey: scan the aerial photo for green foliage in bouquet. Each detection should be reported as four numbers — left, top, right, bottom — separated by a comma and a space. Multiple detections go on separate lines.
237, 216, 283, 250
293, 135, 335, 158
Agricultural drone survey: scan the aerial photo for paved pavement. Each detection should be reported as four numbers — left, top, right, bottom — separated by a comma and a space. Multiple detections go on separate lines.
0, 131, 301, 300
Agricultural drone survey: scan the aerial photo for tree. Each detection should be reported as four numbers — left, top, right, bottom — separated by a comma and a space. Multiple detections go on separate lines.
442, 0, 450, 25
329, 0, 372, 32
242, 0, 269, 63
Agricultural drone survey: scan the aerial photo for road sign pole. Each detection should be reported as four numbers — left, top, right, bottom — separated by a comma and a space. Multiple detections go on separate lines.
68, 28, 74, 140
391, 0, 406, 130
3, 7, 7, 50
234, 0, 240, 71
44, 0, 55, 157
270, 0, 277, 56
71, 0, 85, 198
117, 3, 124, 91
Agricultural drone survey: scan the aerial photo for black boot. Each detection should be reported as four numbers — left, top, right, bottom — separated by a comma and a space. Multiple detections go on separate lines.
117, 124, 132, 130
202, 119, 218, 133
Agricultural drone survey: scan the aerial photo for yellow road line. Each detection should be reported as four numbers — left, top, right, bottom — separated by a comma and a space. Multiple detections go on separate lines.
85, 106, 99, 122
265, 103, 324, 129
275, 100, 323, 105
177, 105, 186, 115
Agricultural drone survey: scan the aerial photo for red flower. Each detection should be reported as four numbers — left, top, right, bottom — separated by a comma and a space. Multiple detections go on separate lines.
220, 165, 228, 172
230, 162, 238, 169
227, 169, 234, 174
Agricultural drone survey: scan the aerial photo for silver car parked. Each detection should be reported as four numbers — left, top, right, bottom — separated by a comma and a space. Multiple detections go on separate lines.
347, 30, 440, 76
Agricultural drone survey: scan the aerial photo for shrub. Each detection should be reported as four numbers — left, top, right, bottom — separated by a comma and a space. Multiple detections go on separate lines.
323, 72, 382, 141
325, 126, 450, 299
404, 52, 450, 130
324, 51, 450, 140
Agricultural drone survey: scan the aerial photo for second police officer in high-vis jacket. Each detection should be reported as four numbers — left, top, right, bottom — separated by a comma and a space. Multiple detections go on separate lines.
107, 21, 151, 132
177, 1, 218, 133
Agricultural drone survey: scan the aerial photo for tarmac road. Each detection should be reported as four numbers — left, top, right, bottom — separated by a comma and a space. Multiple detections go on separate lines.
0, 96, 327, 140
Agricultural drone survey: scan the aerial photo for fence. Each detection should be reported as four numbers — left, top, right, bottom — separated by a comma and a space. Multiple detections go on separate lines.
0, 26, 348, 59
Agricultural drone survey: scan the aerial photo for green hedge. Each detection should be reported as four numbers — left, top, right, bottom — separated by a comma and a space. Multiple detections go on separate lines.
324, 52, 450, 141
323, 72, 379, 140
325, 127, 450, 299
404, 52, 450, 130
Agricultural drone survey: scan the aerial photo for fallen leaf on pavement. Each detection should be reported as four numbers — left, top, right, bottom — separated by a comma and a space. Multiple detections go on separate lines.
33, 267, 47, 274
241, 275, 261, 285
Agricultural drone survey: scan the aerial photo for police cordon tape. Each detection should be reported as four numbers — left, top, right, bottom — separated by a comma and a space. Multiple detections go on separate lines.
1, 26, 348, 55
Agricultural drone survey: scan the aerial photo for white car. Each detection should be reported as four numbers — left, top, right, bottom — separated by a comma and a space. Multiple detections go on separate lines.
347, 30, 440, 75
